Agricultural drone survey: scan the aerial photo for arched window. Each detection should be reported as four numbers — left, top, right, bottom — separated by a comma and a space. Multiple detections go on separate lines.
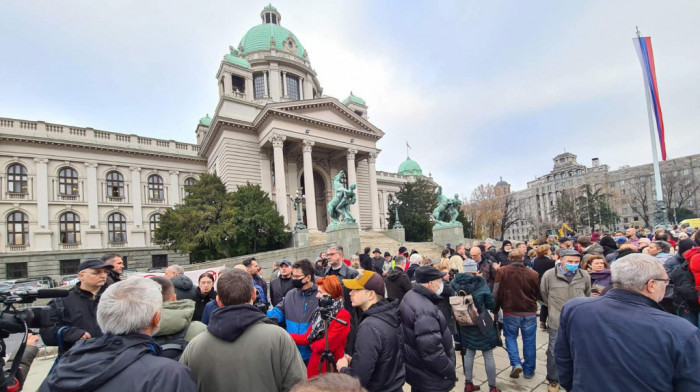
106, 171, 124, 198
7, 164, 28, 194
149, 214, 160, 241
108, 213, 127, 243
183, 177, 196, 197
58, 167, 79, 195
7, 211, 29, 245
59, 212, 81, 244
148, 175, 164, 200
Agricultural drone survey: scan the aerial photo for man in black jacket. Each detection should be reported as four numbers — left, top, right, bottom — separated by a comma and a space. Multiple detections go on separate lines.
270, 259, 295, 307
371, 248, 384, 274
400, 266, 456, 392
359, 247, 373, 271
102, 253, 124, 286
40, 278, 197, 392
338, 271, 405, 392
40, 259, 112, 352
384, 255, 411, 301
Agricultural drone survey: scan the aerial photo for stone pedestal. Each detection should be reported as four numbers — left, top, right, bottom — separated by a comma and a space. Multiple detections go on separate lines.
293, 229, 309, 248
385, 228, 405, 243
432, 223, 464, 248
326, 222, 360, 256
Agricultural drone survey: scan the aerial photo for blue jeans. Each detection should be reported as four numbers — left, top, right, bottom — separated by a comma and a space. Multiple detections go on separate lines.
503, 315, 537, 376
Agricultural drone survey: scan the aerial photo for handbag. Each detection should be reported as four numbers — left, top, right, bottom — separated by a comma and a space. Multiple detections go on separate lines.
476, 308, 494, 335
449, 290, 479, 327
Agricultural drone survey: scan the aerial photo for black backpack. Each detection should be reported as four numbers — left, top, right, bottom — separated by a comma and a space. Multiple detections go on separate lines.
159, 328, 189, 360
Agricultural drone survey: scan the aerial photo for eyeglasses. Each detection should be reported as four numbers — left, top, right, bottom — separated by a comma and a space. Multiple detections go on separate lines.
652, 278, 670, 283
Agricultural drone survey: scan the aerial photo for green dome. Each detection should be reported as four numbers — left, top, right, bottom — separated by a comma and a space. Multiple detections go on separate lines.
239, 23, 306, 59
224, 48, 251, 69
398, 157, 423, 176
199, 114, 211, 127
342, 91, 366, 106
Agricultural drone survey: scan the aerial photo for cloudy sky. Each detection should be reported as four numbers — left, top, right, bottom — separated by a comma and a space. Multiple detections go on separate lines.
1, 1, 699, 198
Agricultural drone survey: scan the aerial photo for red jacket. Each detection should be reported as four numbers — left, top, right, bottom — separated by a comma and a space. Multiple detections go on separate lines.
289, 308, 351, 378
686, 247, 700, 305
343, 258, 351, 266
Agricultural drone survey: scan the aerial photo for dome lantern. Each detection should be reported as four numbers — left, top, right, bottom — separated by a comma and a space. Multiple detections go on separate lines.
261, 4, 281, 25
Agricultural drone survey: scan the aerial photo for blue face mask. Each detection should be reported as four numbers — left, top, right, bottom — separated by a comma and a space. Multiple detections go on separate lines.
564, 263, 579, 273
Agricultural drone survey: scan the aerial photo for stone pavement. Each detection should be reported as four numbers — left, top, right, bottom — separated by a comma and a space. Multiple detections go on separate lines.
23, 327, 552, 392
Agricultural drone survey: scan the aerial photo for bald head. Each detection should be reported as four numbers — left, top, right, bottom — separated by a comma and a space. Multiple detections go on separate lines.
470, 247, 482, 261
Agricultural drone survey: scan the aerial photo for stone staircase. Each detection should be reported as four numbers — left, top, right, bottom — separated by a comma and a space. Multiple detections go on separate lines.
358, 231, 445, 261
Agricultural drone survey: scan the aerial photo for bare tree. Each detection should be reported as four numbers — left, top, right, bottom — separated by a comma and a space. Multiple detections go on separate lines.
499, 192, 523, 239
552, 189, 578, 230
662, 170, 700, 223
626, 175, 652, 228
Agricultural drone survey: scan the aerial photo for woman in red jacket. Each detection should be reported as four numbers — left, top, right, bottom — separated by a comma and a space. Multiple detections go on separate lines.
289, 275, 351, 378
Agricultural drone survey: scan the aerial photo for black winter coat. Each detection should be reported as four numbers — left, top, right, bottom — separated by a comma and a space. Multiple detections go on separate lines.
450, 274, 499, 351
360, 253, 373, 271
384, 267, 411, 301
495, 250, 510, 266
341, 299, 405, 392
40, 283, 105, 351
39, 333, 196, 392
400, 284, 456, 392
193, 288, 216, 322
670, 261, 700, 312
270, 276, 295, 307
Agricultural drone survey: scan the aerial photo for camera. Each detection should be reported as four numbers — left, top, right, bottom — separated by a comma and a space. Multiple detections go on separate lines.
318, 294, 334, 308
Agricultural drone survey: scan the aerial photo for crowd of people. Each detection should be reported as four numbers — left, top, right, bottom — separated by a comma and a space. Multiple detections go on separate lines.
34, 223, 700, 392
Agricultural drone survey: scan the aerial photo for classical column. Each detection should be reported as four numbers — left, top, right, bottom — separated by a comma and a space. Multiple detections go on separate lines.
346, 149, 360, 226
84, 162, 99, 228
259, 151, 272, 195
130, 167, 143, 228
302, 140, 318, 231
367, 153, 381, 231
34, 158, 52, 250
271, 134, 289, 224
169, 171, 180, 205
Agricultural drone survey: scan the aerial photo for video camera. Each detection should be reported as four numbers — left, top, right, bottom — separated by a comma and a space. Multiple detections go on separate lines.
0, 289, 69, 392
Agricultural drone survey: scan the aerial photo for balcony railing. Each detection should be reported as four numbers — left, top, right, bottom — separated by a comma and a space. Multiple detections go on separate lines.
6, 244, 28, 252
60, 243, 81, 250
108, 242, 127, 248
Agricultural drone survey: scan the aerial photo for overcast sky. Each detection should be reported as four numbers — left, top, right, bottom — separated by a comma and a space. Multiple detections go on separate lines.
1, 1, 699, 198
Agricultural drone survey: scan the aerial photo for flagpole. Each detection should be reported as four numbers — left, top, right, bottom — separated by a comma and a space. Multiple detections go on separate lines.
635, 27, 668, 228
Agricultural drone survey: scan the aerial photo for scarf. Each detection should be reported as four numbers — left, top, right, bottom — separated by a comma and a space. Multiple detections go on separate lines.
307, 298, 343, 343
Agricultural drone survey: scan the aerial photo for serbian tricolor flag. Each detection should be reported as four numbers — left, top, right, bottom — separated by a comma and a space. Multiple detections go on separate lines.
633, 36, 667, 160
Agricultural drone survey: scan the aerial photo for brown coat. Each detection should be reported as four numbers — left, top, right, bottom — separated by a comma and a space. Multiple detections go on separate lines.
494, 263, 539, 313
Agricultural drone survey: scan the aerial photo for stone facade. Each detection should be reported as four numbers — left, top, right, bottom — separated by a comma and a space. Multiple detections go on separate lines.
0, 6, 424, 279
504, 152, 700, 242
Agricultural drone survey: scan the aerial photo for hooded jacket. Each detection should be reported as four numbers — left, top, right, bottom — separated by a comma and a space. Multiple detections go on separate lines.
400, 284, 456, 392
40, 283, 106, 351
450, 274, 499, 351
340, 299, 405, 392
267, 284, 319, 360
153, 299, 207, 346
171, 275, 197, 301
384, 266, 411, 301
181, 305, 306, 392
40, 333, 196, 392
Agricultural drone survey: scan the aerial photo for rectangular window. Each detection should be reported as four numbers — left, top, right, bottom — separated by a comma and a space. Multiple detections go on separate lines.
286, 74, 300, 100
231, 75, 245, 93
152, 254, 168, 269
6, 263, 28, 279
60, 259, 80, 275
254, 73, 265, 99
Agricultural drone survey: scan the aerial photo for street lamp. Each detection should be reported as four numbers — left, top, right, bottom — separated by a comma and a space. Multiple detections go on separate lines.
290, 189, 306, 231
391, 199, 403, 229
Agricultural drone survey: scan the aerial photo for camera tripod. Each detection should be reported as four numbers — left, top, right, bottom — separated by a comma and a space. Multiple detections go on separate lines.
317, 309, 348, 374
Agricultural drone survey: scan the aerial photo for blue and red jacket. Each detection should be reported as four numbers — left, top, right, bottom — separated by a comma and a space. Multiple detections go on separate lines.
267, 284, 319, 360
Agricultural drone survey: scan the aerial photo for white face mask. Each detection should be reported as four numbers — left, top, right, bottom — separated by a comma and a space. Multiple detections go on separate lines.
435, 281, 444, 296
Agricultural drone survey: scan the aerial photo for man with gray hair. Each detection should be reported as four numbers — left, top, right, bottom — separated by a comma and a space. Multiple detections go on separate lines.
555, 254, 700, 391
40, 279, 197, 392
648, 240, 672, 263
164, 264, 196, 301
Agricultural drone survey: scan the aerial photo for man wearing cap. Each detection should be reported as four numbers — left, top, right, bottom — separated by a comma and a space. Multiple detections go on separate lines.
400, 266, 457, 392
371, 248, 384, 275
540, 249, 591, 392
40, 259, 113, 352
558, 237, 573, 250
338, 271, 405, 392
270, 260, 295, 307
382, 252, 394, 275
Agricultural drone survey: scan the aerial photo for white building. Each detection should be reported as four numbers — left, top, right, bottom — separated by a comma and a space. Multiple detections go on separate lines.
0, 5, 428, 279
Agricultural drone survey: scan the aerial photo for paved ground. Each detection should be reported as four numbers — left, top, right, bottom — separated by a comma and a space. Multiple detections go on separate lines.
23, 327, 552, 392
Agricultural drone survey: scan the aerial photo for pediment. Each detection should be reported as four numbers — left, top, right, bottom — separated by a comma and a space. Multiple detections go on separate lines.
256, 98, 384, 137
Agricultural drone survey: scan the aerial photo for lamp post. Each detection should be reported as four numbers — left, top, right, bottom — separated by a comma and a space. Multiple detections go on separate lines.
291, 189, 306, 231
391, 199, 403, 229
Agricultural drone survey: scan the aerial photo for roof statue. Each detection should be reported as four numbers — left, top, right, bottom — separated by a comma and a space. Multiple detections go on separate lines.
432, 186, 462, 228
327, 170, 357, 230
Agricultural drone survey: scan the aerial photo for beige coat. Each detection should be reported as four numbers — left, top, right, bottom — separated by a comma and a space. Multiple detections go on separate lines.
540, 265, 591, 330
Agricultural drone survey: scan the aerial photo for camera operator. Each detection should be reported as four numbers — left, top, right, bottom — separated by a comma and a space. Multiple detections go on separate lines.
40, 259, 113, 352
288, 276, 351, 378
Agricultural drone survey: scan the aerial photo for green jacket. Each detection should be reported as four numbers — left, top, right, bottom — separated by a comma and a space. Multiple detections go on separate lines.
153, 299, 207, 344
540, 265, 591, 330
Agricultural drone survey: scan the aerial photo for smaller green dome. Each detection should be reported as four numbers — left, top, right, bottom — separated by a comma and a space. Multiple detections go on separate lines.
224, 47, 251, 69
398, 157, 423, 176
342, 91, 366, 106
199, 114, 212, 127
